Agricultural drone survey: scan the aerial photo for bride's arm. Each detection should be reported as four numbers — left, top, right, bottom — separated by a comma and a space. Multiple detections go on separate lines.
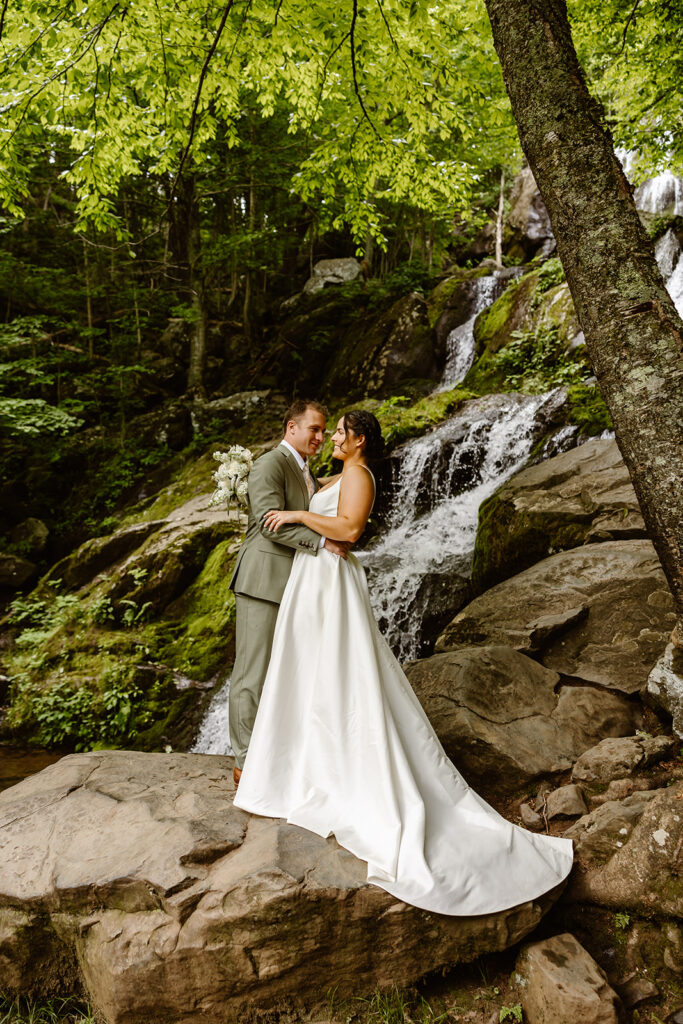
263, 467, 373, 544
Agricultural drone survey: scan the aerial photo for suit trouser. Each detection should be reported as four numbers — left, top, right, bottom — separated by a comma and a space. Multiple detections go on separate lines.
229, 593, 280, 769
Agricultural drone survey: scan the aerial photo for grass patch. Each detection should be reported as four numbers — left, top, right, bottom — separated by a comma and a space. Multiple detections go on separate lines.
0, 996, 100, 1024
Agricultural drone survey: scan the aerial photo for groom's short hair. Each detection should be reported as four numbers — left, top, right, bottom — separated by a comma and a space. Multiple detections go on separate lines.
282, 399, 328, 435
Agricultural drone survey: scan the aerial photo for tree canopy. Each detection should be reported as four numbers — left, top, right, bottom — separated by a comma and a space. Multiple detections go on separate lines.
0, 0, 519, 242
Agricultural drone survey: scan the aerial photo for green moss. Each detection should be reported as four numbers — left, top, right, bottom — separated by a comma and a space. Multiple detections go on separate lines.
155, 537, 238, 681
124, 449, 218, 523
473, 272, 537, 355
3, 532, 240, 750
566, 381, 613, 435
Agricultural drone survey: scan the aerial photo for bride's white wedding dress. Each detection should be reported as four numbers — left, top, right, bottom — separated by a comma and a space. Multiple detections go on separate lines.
234, 476, 573, 914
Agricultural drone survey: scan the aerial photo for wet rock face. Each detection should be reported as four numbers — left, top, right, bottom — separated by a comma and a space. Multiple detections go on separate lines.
437, 540, 676, 695
515, 933, 624, 1024
0, 751, 560, 1023
431, 268, 520, 356
405, 645, 636, 798
472, 439, 646, 592
325, 292, 438, 396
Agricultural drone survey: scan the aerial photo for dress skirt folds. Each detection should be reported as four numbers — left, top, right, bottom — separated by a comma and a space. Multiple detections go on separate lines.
234, 479, 573, 915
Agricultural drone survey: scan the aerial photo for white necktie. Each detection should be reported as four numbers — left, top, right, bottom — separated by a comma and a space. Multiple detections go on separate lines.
302, 461, 315, 500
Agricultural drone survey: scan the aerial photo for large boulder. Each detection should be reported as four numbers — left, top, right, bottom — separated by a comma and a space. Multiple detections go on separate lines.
0, 751, 561, 1022
564, 780, 683, 918
571, 735, 675, 788
46, 520, 165, 590
302, 257, 360, 295
514, 933, 624, 1024
10, 518, 49, 557
405, 646, 636, 797
472, 439, 646, 592
504, 166, 555, 261
437, 540, 676, 695
0, 553, 37, 589
188, 389, 286, 439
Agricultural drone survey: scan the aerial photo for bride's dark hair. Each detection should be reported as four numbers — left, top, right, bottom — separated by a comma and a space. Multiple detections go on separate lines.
342, 409, 385, 461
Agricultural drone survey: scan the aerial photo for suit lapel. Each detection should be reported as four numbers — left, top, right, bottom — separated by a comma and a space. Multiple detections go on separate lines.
278, 446, 309, 506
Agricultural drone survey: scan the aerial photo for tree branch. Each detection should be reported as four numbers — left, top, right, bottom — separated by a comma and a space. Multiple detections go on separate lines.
168, 0, 237, 203
350, 0, 381, 139
0, 0, 9, 42
618, 0, 641, 55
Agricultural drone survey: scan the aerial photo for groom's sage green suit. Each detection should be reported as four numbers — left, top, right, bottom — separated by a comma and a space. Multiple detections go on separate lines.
228, 442, 321, 768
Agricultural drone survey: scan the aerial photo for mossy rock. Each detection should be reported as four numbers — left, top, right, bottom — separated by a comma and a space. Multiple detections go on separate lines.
472, 269, 541, 356
426, 265, 492, 329
158, 537, 239, 681
535, 282, 579, 342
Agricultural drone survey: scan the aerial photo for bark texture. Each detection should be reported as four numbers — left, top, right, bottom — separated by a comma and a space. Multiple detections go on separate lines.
483, 0, 683, 640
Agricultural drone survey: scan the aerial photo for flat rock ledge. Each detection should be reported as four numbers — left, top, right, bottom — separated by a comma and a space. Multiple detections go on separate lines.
0, 751, 563, 1024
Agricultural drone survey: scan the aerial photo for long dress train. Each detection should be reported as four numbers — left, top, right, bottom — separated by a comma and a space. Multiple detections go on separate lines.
233, 477, 573, 915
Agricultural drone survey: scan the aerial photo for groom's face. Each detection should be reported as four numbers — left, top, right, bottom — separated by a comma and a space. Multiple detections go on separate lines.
287, 408, 326, 459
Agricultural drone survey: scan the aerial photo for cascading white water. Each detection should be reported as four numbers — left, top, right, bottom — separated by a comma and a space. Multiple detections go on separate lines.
438, 274, 508, 391
359, 391, 560, 663
618, 150, 683, 217
192, 678, 232, 755
656, 228, 683, 317
635, 173, 683, 217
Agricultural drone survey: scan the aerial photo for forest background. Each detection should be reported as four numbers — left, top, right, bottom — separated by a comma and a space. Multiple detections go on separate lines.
0, 0, 679, 546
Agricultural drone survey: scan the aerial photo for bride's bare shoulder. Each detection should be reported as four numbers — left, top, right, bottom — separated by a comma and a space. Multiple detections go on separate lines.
341, 464, 375, 489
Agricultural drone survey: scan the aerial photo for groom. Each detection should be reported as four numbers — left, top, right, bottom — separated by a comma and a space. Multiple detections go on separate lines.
228, 399, 350, 786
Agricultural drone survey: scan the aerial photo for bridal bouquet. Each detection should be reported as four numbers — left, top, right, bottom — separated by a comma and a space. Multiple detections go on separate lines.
210, 445, 253, 511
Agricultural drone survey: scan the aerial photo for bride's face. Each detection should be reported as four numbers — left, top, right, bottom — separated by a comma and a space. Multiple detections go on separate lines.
332, 417, 362, 460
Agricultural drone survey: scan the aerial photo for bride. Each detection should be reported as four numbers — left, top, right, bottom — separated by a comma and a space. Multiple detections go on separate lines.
233, 409, 573, 915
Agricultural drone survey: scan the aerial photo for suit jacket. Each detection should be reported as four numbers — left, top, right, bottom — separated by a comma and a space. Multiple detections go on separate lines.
229, 445, 320, 603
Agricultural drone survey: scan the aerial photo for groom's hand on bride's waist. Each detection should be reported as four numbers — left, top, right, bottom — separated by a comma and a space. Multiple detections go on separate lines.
324, 538, 351, 559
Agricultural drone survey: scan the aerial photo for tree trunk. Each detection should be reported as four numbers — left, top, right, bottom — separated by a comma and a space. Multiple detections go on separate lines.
495, 169, 505, 269
183, 176, 207, 394
82, 237, 94, 358
483, 0, 683, 644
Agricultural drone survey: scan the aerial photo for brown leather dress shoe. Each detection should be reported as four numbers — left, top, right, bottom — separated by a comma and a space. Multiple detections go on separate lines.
233, 766, 242, 788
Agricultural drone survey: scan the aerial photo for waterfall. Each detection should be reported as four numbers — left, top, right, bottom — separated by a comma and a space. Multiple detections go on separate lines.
437, 273, 511, 391
359, 391, 561, 663
618, 150, 683, 216
656, 228, 683, 317
634, 173, 683, 217
191, 679, 233, 755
